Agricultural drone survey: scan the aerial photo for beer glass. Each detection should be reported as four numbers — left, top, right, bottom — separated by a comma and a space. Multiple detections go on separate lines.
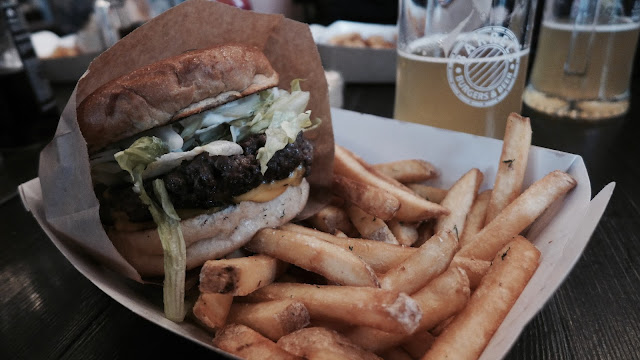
523, 0, 640, 122
394, 0, 538, 139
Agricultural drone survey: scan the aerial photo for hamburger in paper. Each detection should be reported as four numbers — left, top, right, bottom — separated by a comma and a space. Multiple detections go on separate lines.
38, 0, 333, 322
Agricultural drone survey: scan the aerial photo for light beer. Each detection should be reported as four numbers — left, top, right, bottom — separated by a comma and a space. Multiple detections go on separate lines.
394, 33, 529, 139
523, 21, 640, 121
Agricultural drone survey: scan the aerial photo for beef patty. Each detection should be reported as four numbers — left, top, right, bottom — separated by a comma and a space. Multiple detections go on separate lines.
100, 132, 313, 224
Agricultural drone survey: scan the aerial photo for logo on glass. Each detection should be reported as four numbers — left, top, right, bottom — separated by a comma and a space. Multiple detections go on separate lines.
446, 26, 521, 108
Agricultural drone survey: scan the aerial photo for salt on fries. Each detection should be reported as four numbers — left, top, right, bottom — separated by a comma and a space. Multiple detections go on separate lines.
191, 113, 577, 360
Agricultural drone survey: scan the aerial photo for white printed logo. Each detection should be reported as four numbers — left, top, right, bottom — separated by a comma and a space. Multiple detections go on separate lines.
446, 26, 521, 108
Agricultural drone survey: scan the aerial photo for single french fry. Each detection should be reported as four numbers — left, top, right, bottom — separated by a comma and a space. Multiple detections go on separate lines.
192, 293, 233, 331
212, 324, 301, 360
226, 299, 310, 341
344, 267, 470, 352
407, 184, 448, 204
334, 145, 449, 222
246, 228, 380, 287
307, 204, 359, 237
457, 170, 576, 261
449, 256, 491, 290
277, 327, 383, 360
387, 219, 420, 246
401, 331, 435, 359
380, 230, 458, 295
280, 223, 416, 274
434, 168, 483, 236
243, 283, 422, 334
372, 159, 438, 183
429, 316, 455, 337
346, 204, 399, 244
333, 174, 400, 221
379, 347, 414, 360
199, 255, 287, 296
422, 236, 540, 360
459, 190, 492, 247
484, 113, 532, 226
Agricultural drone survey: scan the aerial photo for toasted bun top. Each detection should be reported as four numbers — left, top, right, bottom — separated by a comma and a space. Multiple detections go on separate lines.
77, 44, 279, 153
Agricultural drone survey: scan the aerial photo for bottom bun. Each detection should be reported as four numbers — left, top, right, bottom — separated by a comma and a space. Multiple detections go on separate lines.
109, 178, 310, 277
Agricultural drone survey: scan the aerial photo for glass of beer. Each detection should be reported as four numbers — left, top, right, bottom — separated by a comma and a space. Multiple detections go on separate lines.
394, 0, 538, 139
523, 0, 640, 123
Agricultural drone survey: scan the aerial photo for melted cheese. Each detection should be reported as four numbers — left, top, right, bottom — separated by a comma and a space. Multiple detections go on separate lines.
233, 167, 305, 203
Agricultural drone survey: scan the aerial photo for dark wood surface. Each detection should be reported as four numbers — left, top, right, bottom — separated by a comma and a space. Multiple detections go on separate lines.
1, 75, 639, 360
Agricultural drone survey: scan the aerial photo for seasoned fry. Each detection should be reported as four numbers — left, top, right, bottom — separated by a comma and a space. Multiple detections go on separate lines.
333, 174, 400, 221
226, 299, 310, 341
434, 168, 483, 236
449, 256, 491, 290
199, 255, 286, 296
387, 219, 420, 246
459, 190, 492, 247
401, 331, 435, 359
192, 293, 233, 331
346, 204, 399, 244
280, 223, 416, 274
380, 230, 458, 295
457, 170, 576, 261
422, 236, 540, 360
278, 327, 382, 360
307, 204, 359, 237
246, 228, 380, 287
334, 145, 449, 222
243, 283, 422, 334
407, 184, 448, 204
484, 113, 532, 226
212, 324, 301, 360
372, 159, 438, 183
344, 267, 470, 352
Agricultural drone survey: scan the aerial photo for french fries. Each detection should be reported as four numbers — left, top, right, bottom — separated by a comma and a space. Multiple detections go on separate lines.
344, 267, 470, 352
484, 113, 532, 225
434, 168, 483, 236
457, 170, 576, 261
334, 145, 449, 222
333, 174, 400, 221
199, 255, 286, 295
346, 204, 399, 244
212, 324, 301, 360
372, 159, 437, 183
192, 293, 233, 331
226, 299, 310, 341
195, 114, 577, 360
246, 228, 380, 287
278, 327, 383, 360
380, 230, 458, 295
307, 204, 359, 236
422, 237, 540, 360
459, 190, 492, 247
280, 223, 416, 274
407, 184, 448, 204
243, 283, 422, 334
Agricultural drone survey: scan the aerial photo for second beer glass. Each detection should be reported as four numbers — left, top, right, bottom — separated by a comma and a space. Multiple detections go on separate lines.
394, 0, 538, 139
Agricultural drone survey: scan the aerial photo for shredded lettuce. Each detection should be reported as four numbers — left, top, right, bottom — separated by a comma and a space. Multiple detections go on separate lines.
115, 136, 186, 322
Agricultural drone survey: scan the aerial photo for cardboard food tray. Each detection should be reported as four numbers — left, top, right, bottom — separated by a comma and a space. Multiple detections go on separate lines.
20, 107, 614, 359
311, 21, 397, 83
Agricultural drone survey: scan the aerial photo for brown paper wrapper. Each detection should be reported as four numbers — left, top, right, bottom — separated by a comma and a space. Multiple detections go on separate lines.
38, 0, 334, 282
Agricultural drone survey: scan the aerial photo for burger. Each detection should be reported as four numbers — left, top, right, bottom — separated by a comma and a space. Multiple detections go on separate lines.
76, 44, 319, 319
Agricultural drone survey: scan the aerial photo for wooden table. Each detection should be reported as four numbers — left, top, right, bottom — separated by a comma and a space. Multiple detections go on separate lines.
1, 77, 639, 359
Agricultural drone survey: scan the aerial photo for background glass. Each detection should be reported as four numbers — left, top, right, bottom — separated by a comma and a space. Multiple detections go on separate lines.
523, 0, 640, 122
394, 0, 539, 139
